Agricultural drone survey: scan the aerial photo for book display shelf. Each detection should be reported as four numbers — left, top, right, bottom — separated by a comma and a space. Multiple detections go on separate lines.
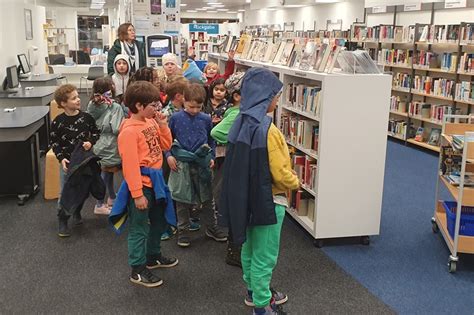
209, 49, 391, 246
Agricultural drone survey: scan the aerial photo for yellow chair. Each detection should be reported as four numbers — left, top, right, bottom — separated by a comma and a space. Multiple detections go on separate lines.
44, 100, 64, 200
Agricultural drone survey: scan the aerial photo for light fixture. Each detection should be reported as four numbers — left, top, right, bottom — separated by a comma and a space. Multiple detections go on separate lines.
180, 3, 187, 6
207, 2, 222, 4
227, 11, 237, 13
99, 8, 105, 16
315, 0, 339, 3
217, 8, 228, 11
207, 10, 217, 12
210, 4, 225, 7
245, 0, 251, 3
238, 9, 245, 12
284, 4, 306, 7
266, 7, 277, 11
186, 9, 198, 12
196, 8, 207, 10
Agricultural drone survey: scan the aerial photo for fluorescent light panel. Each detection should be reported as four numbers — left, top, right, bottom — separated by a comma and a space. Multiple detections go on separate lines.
180, 3, 187, 6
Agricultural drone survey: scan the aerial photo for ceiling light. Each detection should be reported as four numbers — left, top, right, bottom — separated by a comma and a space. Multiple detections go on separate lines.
266, 7, 277, 11
246, 0, 251, 3
207, 10, 217, 12
186, 9, 198, 12
315, 0, 338, 3
202, 6, 213, 9
210, 4, 225, 7
227, 11, 237, 13
180, 3, 187, 6
207, 2, 222, 4
284, 4, 306, 7
196, 8, 207, 10
238, 9, 245, 12
217, 8, 228, 11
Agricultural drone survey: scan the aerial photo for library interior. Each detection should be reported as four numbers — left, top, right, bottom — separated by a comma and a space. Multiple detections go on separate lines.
1, 0, 474, 313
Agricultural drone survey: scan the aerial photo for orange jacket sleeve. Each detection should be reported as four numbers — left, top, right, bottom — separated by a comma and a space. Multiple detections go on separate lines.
158, 124, 172, 151
118, 128, 144, 198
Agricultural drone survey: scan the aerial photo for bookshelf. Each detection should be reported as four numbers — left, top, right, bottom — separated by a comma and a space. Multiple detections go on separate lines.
209, 52, 391, 246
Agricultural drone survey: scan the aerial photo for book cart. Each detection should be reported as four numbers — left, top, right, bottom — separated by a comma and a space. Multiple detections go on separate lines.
208, 52, 391, 247
432, 114, 474, 272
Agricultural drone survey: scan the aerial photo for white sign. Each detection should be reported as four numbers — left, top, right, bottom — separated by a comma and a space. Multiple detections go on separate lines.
372, 5, 387, 13
445, 0, 466, 8
404, 3, 421, 11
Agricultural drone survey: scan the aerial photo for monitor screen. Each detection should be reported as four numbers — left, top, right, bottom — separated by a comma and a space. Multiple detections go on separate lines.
6, 65, 19, 89
17, 54, 31, 74
148, 38, 171, 57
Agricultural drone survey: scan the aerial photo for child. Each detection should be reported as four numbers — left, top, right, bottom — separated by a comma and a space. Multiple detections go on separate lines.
87, 77, 125, 215
50, 84, 100, 237
113, 81, 178, 287
210, 71, 245, 267
204, 50, 235, 86
161, 76, 189, 118
219, 68, 299, 314
204, 78, 229, 126
111, 54, 130, 103
166, 83, 225, 247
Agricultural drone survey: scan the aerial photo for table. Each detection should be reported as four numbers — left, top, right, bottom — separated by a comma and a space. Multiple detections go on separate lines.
0, 106, 49, 205
0, 86, 56, 107
20, 73, 60, 87
50, 64, 107, 88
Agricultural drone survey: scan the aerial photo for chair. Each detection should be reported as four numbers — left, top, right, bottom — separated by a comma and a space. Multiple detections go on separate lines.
48, 54, 66, 65
80, 66, 104, 95
70, 50, 91, 65
48, 65, 68, 84
44, 100, 64, 200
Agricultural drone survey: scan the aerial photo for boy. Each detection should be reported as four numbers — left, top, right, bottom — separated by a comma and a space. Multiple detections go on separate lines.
166, 83, 223, 247
161, 76, 189, 117
111, 54, 130, 102
116, 81, 178, 287
220, 68, 299, 315
50, 84, 100, 237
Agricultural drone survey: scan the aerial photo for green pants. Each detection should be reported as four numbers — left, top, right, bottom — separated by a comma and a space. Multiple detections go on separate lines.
128, 187, 167, 267
241, 204, 286, 308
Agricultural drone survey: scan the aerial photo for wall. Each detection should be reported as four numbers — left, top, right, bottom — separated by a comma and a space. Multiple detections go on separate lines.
47, 7, 79, 52
0, 1, 48, 81
242, 1, 365, 31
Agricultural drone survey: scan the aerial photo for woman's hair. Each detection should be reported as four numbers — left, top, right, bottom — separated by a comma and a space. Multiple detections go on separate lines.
210, 78, 226, 98
204, 62, 219, 74
127, 67, 157, 88
54, 84, 77, 108
117, 23, 134, 41
91, 76, 115, 99
124, 81, 161, 114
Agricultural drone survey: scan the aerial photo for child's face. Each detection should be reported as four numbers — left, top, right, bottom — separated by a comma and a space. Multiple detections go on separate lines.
206, 66, 218, 78
233, 92, 241, 104
266, 93, 281, 113
184, 100, 202, 116
174, 93, 184, 106
61, 90, 81, 111
137, 101, 161, 119
164, 62, 177, 76
212, 84, 226, 101
116, 60, 128, 75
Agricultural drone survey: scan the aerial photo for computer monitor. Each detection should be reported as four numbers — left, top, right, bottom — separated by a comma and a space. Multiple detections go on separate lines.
17, 54, 31, 75
148, 37, 172, 58
2, 65, 19, 92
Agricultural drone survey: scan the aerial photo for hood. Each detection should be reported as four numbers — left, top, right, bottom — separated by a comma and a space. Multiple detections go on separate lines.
240, 67, 283, 123
114, 54, 131, 75
119, 117, 148, 133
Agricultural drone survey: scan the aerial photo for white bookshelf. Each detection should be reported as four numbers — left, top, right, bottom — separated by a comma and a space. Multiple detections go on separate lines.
209, 52, 391, 245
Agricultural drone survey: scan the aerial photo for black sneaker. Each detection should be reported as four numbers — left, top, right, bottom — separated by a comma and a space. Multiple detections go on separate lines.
246, 289, 288, 307
226, 243, 242, 268
58, 217, 70, 237
130, 266, 163, 288
177, 235, 190, 247
147, 254, 179, 269
206, 225, 228, 242
72, 212, 83, 226
253, 299, 287, 315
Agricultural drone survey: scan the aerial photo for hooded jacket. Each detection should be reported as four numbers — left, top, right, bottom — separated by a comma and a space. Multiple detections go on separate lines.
107, 39, 146, 75
60, 143, 105, 215
219, 67, 299, 245
111, 54, 131, 97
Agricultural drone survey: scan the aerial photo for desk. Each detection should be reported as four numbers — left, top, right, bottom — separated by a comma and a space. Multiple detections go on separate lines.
0, 106, 49, 205
51, 64, 107, 87
20, 73, 60, 87
0, 86, 55, 108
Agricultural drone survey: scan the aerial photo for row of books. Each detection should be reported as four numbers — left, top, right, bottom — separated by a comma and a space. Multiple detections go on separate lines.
393, 73, 411, 90
377, 49, 411, 66
460, 23, 474, 44
292, 154, 318, 192
390, 95, 408, 113
455, 81, 474, 102
351, 24, 415, 43
390, 96, 453, 123
281, 114, 320, 153
413, 126, 441, 146
289, 189, 315, 219
418, 24, 461, 42
388, 119, 407, 139
413, 76, 455, 98
414, 50, 436, 69
458, 53, 474, 73
285, 83, 322, 117
440, 53, 457, 72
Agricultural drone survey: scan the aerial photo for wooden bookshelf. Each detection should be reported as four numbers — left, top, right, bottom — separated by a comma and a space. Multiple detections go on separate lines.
455, 99, 474, 106
410, 116, 442, 126
388, 132, 406, 141
412, 66, 456, 74
458, 71, 474, 76
407, 138, 440, 152
380, 63, 412, 69
440, 175, 474, 206
390, 110, 408, 117
411, 90, 454, 102
392, 87, 411, 93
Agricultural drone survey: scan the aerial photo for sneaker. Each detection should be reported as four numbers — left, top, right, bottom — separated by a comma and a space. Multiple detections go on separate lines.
253, 299, 287, 315
225, 243, 242, 268
246, 289, 288, 307
130, 266, 163, 288
107, 197, 115, 207
147, 254, 179, 269
161, 226, 177, 241
58, 217, 70, 238
177, 235, 191, 247
189, 221, 201, 231
72, 212, 83, 226
94, 204, 111, 215
205, 225, 228, 242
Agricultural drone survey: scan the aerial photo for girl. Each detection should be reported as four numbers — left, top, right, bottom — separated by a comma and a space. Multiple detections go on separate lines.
87, 77, 125, 215
204, 50, 235, 86
204, 78, 230, 126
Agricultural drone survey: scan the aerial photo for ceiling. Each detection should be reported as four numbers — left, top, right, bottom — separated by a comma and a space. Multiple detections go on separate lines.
34, 0, 119, 8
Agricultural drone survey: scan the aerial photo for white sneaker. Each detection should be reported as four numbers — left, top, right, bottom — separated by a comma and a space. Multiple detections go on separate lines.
107, 197, 115, 207
94, 204, 111, 215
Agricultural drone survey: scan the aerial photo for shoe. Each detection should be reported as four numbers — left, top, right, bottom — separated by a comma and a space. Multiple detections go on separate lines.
205, 225, 228, 242
246, 289, 288, 307
177, 235, 190, 247
189, 221, 201, 231
147, 254, 179, 269
252, 299, 287, 315
58, 217, 70, 238
94, 204, 111, 215
72, 212, 83, 226
130, 266, 163, 288
161, 230, 173, 241
107, 197, 115, 207
225, 243, 242, 268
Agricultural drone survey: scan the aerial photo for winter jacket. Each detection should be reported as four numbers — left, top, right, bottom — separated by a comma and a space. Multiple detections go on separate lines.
60, 143, 105, 215
107, 39, 146, 75
87, 100, 125, 167
109, 167, 176, 234
111, 54, 131, 98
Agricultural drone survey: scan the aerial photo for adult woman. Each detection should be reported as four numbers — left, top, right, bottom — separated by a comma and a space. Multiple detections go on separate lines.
107, 23, 146, 75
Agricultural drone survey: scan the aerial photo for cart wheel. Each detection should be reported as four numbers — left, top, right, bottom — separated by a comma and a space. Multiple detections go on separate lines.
432, 222, 439, 233
360, 236, 370, 246
448, 260, 457, 273
313, 239, 324, 248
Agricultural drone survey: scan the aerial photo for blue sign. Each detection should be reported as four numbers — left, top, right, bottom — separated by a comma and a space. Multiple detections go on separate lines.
189, 23, 219, 34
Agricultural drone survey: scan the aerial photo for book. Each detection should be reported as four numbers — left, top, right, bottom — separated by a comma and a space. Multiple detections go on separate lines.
236, 34, 251, 54
326, 46, 342, 73
414, 127, 424, 142
273, 41, 287, 64
299, 41, 317, 70
428, 128, 441, 146
279, 41, 295, 65
313, 44, 328, 71
262, 42, 275, 62
317, 44, 333, 72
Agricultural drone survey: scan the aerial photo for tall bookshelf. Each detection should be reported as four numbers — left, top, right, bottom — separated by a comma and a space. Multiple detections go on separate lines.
208, 52, 391, 246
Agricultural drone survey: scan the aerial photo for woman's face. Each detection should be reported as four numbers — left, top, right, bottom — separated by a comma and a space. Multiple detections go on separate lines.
127, 25, 136, 41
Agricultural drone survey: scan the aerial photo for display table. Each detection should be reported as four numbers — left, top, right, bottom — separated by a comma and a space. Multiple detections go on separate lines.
20, 73, 60, 87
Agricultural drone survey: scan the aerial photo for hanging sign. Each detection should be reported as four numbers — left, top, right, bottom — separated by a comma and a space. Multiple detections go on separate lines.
404, 3, 421, 11
445, 0, 466, 8
189, 24, 219, 34
372, 5, 387, 13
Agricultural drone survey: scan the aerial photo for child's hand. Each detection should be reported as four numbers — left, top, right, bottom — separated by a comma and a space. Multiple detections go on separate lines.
228, 50, 235, 60
212, 116, 222, 124
167, 156, 178, 172
209, 159, 215, 169
61, 158, 69, 172
83, 141, 92, 151
134, 195, 148, 210
154, 112, 168, 126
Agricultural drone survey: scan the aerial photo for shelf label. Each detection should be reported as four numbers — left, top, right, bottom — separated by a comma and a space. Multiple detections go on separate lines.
294, 71, 307, 77
189, 24, 219, 34
404, 3, 421, 11
445, 0, 466, 8
372, 5, 387, 13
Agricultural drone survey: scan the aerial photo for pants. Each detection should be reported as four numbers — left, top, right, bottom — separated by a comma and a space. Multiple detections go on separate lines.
176, 199, 213, 234
57, 164, 83, 218
128, 187, 167, 267
97, 171, 116, 205
241, 204, 286, 308
212, 157, 225, 212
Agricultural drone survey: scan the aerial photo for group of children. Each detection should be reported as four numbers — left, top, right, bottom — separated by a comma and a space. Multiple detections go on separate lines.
50, 50, 298, 315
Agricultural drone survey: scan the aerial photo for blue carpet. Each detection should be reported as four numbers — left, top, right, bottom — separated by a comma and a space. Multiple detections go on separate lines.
322, 140, 474, 314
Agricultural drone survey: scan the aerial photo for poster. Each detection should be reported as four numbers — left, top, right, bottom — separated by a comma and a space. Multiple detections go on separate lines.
166, 0, 176, 8
151, 0, 162, 15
